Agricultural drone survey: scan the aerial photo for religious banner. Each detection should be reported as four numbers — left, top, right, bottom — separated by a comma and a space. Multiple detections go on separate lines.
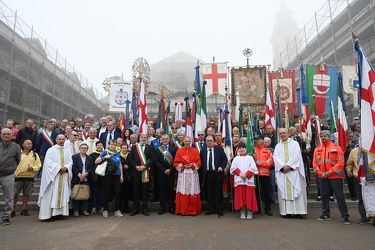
202, 62, 227, 98
305, 64, 338, 117
231, 66, 267, 106
341, 65, 359, 108
268, 70, 296, 116
108, 77, 133, 112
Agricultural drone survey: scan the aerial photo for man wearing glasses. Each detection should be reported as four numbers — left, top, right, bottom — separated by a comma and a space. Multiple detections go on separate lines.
0, 129, 21, 225
169, 124, 178, 143
193, 130, 206, 153
64, 131, 80, 155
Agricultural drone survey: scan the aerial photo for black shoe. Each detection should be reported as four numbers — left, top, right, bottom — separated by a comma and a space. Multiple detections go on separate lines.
253, 211, 261, 215
295, 214, 303, 219
130, 209, 140, 216
316, 196, 322, 201
217, 211, 224, 217
168, 208, 175, 215
158, 208, 166, 215
283, 214, 292, 218
265, 209, 273, 216
205, 211, 215, 215
122, 207, 130, 214
10, 211, 15, 218
143, 208, 150, 216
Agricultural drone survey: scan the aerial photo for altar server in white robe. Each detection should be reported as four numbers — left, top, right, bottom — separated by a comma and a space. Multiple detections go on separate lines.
273, 128, 307, 218
38, 134, 72, 221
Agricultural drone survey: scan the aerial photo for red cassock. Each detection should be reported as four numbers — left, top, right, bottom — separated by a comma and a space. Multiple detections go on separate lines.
173, 146, 202, 215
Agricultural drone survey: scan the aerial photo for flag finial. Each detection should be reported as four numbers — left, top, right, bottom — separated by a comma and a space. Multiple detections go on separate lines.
352, 32, 358, 41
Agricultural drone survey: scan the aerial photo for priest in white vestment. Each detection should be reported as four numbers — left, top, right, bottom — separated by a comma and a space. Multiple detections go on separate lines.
38, 134, 72, 220
273, 128, 307, 218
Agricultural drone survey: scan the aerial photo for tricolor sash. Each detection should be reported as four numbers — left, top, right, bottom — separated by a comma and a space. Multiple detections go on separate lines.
194, 142, 202, 153
136, 144, 149, 183
174, 141, 183, 149
41, 130, 55, 147
158, 145, 173, 166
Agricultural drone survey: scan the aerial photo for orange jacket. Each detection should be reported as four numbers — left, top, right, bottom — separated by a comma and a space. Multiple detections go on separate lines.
254, 145, 273, 176
312, 141, 344, 179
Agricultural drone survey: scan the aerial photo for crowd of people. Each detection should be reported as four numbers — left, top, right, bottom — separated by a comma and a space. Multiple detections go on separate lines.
0, 112, 372, 227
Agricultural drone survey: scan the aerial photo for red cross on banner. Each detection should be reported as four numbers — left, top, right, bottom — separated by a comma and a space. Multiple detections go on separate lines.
202, 63, 227, 97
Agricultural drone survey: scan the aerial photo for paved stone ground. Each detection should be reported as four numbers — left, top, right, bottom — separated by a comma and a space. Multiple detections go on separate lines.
0, 207, 374, 250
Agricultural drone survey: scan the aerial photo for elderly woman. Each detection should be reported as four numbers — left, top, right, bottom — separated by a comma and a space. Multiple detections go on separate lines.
174, 136, 202, 216
95, 139, 123, 218
89, 140, 105, 214
71, 143, 93, 217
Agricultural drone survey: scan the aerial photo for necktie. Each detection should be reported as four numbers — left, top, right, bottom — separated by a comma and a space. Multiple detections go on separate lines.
208, 148, 213, 171
109, 131, 113, 141
200, 142, 203, 148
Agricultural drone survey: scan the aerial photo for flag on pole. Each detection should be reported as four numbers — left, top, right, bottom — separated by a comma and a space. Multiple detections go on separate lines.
235, 90, 240, 121
139, 77, 148, 134
265, 85, 276, 130
306, 64, 338, 117
337, 94, 347, 152
217, 107, 223, 133
302, 104, 312, 137
223, 108, 233, 161
131, 91, 137, 119
175, 102, 182, 122
238, 106, 243, 137
202, 62, 227, 98
329, 99, 337, 134
184, 96, 193, 144
246, 111, 255, 156
165, 100, 171, 135
194, 65, 201, 122
194, 80, 207, 141
355, 38, 375, 173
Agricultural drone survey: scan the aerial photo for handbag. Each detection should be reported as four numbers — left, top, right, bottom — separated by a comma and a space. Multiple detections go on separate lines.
71, 184, 90, 200
95, 161, 108, 176
105, 158, 118, 175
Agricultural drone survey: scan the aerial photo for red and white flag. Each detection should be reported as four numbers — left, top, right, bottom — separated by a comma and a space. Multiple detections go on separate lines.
302, 104, 311, 137
202, 62, 227, 98
265, 85, 276, 130
139, 77, 148, 134
357, 41, 375, 169
337, 95, 347, 152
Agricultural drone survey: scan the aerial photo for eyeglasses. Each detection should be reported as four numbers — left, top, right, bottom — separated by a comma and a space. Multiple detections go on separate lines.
206, 139, 214, 142
172, 127, 177, 129
72, 134, 78, 137
2, 133, 11, 135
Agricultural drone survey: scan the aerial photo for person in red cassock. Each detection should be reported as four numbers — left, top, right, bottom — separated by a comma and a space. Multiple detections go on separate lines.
174, 136, 202, 216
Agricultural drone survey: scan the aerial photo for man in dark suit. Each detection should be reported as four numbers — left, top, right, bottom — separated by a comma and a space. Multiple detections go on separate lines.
193, 130, 206, 153
200, 135, 228, 217
99, 121, 120, 149
128, 133, 154, 216
154, 134, 177, 215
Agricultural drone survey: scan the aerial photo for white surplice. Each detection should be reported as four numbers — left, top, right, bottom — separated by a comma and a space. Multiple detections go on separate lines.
38, 145, 72, 220
274, 138, 307, 215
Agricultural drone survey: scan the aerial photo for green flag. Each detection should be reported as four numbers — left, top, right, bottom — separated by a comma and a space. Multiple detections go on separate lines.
246, 111, 254, 156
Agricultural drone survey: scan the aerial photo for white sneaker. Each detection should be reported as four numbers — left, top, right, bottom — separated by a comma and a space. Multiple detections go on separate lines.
114, 210, 123, 217
240, 208, 246, 219
103, 210, 108, 218
246, 210, 253, 219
